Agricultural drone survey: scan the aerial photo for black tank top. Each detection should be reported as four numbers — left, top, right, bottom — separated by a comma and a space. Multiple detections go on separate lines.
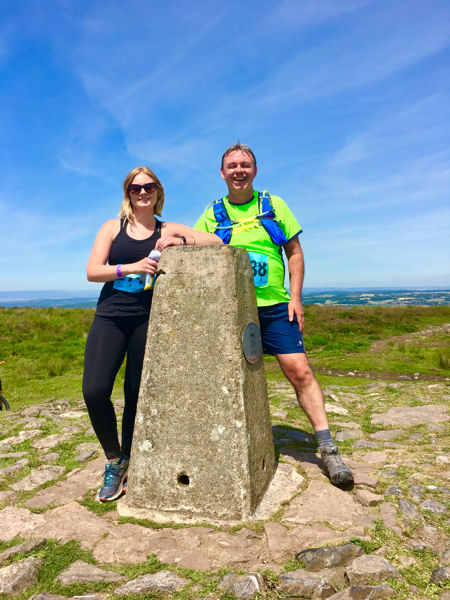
96, 219, 162, 317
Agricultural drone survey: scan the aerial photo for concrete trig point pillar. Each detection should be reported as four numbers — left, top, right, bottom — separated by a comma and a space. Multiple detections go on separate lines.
119, 245, 275, 524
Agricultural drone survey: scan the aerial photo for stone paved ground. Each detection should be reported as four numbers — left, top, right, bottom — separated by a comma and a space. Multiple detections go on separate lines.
0, 377, 448, 599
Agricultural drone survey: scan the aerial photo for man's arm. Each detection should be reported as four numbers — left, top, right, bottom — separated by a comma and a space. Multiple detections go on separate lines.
283, 237, 305, 333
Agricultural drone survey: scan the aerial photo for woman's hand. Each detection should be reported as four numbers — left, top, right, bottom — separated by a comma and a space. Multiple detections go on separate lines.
126, 257, 159, 275
156, 235, 185, 251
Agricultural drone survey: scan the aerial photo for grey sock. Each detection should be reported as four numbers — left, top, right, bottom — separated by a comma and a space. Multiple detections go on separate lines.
315, 428, 333, 448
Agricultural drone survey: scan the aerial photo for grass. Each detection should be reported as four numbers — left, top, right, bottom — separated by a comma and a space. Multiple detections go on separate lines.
1, 305, 448, 413
303, 305, 450, 377
0, 305, 449, 599
303, 305, 448, 347
0, 307, 125, 411
437, 348, 450, 369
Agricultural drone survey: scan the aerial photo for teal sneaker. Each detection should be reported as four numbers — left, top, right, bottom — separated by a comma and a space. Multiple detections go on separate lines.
98, 457, 129, 502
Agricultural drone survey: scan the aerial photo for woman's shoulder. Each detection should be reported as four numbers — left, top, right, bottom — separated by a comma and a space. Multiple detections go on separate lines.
105, 218, 121, 229
97, 218, 121, 238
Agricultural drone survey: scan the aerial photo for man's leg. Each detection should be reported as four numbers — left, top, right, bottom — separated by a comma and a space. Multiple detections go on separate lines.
275, 352, 353, 486
275, 352, 328, 430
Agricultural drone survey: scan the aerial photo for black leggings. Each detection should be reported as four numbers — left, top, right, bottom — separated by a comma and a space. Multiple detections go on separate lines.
82, 314, 149, 460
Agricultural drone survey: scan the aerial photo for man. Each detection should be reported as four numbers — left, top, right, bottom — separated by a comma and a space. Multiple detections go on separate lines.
194, 143, 353, 487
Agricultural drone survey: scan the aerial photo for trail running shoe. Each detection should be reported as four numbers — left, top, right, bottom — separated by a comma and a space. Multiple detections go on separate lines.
98, 457, 129, 502
122, 475, 127, 494
320, 444, 354, 487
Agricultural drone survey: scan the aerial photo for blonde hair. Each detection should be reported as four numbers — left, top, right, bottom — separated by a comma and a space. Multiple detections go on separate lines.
118, 166, 165, 222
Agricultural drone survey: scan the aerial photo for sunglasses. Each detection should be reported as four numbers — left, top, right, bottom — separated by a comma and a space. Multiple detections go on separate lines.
128, 183, 157, 195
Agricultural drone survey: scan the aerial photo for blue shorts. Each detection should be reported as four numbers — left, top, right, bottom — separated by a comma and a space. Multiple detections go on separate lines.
257, 302, 305, 355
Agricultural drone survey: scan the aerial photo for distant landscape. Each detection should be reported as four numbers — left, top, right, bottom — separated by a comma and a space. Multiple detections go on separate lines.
0, 288, 449, 308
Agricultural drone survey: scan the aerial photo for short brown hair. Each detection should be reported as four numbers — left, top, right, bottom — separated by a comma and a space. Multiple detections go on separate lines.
221, 143, 257, 167
119, 166, 165, 222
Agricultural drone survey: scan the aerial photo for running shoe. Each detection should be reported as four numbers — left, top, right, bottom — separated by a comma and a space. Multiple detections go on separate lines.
320, 444, 354, 487
98, 457, 129, 502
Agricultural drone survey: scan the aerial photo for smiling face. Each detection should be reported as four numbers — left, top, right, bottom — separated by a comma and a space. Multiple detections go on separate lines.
128, 172, 158, 214
220, 150, 257, 199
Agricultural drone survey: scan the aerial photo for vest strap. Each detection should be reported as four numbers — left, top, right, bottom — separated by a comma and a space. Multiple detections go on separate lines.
212, 200, 233, 244
258, 191, 288, 246
213, 192, 287, 246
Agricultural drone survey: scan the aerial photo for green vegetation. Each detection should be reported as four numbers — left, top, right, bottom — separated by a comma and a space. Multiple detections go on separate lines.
0, 306, 448, 599
298, 305, 449, 377
303, 305, 448, 349
0, 305, 448, 412
0, 307, 123, 410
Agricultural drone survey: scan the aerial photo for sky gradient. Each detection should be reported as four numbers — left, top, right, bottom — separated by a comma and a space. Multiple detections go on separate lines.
1, 0, 449, 291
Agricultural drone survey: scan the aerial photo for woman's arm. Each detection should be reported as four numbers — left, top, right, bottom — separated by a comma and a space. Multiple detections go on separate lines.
86, 220, 158, 282
157, 222, 222, 250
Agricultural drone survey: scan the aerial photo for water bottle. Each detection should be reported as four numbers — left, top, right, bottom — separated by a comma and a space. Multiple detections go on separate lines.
144, 249, 162, 290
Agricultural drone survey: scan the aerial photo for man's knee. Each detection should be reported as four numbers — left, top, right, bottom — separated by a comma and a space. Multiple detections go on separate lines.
291, 363, 316, 388
278, 354, 316, 388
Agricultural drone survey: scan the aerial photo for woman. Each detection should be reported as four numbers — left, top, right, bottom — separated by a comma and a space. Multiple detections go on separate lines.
83, 166, 221, 502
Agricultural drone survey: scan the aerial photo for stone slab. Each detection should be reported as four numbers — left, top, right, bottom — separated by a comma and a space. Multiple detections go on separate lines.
0, 538, 46, 562
345, 555, 401, 585
10, 465, 65, 491
218, 572, 265, 599
264, 521, 368, 562
252, 462, 304, 520
56, 560, 126, 585
1, 429, 42, 446
0, 556, 43, 595
0, 506, 45, 541
0, 490, 18, 507
25, 456, 104, 509
31, 433, 73, 451
94, 522, 266, 570
93, 523, 160, 564
279, 448, 323, 477
31, 502, 110, 550
371, 404, 448, 427
282, 480, 367, 527
369, 429, 405, 441
114, 570, 189, 595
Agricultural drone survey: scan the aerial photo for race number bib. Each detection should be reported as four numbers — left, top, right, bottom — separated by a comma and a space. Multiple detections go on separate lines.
248, 252, 268, 287
113, 274, 146, 293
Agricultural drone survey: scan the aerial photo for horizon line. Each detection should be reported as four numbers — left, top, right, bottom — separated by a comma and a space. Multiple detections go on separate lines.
1, 286, 449, 297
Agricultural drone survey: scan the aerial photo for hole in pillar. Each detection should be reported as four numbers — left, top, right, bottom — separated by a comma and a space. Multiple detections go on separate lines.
177, 473, 190, 486
262, 458, 266, 471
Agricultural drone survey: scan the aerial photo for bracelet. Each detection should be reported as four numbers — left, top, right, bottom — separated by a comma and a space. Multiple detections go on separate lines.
116, 264, 123, 278
180, 235, 187, 245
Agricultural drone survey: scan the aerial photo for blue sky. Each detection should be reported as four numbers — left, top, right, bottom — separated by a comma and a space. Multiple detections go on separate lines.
1, 0, 449, 292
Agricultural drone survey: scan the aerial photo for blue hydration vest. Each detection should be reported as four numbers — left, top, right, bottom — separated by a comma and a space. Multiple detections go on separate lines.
212, 191, 288, 246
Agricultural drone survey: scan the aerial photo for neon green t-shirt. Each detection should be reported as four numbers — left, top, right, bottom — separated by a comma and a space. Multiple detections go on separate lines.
194, 190, 302, 307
